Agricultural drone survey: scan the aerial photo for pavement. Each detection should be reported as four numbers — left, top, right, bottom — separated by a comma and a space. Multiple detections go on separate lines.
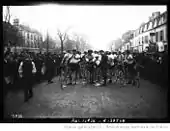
4, 76, 168, 118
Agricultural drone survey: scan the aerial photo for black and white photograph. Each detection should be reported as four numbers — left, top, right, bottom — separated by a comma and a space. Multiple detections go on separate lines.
2, 4, 168, 121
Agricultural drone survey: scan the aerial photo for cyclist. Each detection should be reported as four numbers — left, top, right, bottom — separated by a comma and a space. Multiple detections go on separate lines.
85, 50, 95, 84
116, 51, 125, 72
124, 50, 136, 84
61, 50, 72, 66
113, 51, 126, 84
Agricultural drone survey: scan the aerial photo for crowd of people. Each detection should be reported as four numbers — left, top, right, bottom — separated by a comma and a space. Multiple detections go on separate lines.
4, 48, 62, 102
3, 46, 168, 103
135, 50, 168, 88
60, 49, 168, 88
60, 49, 136, 88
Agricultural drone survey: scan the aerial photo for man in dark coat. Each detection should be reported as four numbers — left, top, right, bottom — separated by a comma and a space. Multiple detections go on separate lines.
45, 53, 55, 84
100, 50, 109, 86
55, 54, 61, 76
34, 54, 43, 83
85, 50, 95, 84
18, 54, 37, 102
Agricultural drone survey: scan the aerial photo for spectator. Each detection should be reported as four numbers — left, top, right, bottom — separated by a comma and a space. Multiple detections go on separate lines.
18, 54, 37, 102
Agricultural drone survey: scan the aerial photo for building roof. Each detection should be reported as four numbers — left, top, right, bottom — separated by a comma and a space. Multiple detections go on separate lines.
135, 11, 167, 35
18, 24, 42, 36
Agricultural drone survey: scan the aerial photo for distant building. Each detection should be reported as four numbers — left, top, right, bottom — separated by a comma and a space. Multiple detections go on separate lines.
117, 30, 134, 52
13, 18, 43, 49
131, 11, 167, 53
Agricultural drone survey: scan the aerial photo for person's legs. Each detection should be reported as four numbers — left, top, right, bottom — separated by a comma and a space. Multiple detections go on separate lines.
67, 64, 73, 85
108, 66, 113, 83
95, 65, 99, 82
101, 67, 107, 86
25, 75, 34, 101
24, 86, 29, 102
22, 77, 29, 102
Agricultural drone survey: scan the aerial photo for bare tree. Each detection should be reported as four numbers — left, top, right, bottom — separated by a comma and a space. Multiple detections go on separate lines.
4, 6, 12, 23
57, 26, 74, 53
3, 6, 8, 22
57, 29, 67, 53
7, 6, 12, 23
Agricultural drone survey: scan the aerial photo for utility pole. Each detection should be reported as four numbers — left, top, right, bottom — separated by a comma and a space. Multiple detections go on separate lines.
4, 6, 11, 23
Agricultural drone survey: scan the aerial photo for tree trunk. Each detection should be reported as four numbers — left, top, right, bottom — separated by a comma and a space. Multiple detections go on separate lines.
61, 41, 63, 53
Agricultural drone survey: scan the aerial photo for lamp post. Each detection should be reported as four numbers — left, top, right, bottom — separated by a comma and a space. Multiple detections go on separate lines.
46, 30, 49, 53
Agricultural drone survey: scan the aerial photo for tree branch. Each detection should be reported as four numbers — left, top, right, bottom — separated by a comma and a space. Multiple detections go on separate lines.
63, 33, 67, 41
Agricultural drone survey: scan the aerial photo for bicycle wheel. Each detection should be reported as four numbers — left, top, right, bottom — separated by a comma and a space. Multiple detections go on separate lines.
60, 70, 65, 90
133, 78, 140, 88
119, 70, 126, 87
114, 69, 119, 84
60, 67, 70, 89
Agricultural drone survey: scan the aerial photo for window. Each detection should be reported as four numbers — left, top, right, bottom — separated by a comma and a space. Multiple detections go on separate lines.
148, 21, 152, 30
32, 41, 34, 48
160, 30, 164, 41
31, 34, 33, 40
162, 14, 166, 24
145, 36, 149, 43
30, 34, 32, 39
156, 32, 159, 42
27, 33, 29, 39
35, 43, 38, 48
158, 17, 162, 26
25, 39, 27, 46
154, 19, 158, 28
28, 41, 30, 47
144, 24, 147, 32
147, 23, 150, 31
25, 33, 27, 39
142, 36, 144, 44
164, 13, 167, 23
140, 27, 143, 34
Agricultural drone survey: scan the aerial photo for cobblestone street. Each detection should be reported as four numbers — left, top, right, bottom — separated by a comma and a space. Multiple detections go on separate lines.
4, 76, 167, 118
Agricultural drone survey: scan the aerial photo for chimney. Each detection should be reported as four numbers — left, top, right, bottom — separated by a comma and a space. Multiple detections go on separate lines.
149, 16, 154, 21
13, 18, 19, 26
152, 12, 160, 18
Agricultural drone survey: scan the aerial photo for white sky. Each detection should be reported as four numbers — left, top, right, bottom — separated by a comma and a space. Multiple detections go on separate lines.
3, 5, 167, 50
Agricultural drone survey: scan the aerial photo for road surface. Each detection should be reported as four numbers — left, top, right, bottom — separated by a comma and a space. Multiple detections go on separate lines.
4, 76, 168, 118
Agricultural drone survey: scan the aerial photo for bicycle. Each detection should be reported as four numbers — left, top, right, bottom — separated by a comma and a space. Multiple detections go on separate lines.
59, 64, 70, 89
114, 62, 126, 87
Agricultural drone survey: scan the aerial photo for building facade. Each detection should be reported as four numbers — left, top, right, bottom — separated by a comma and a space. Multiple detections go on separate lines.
13, 18, 43, 49
131, 11, 167, 52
